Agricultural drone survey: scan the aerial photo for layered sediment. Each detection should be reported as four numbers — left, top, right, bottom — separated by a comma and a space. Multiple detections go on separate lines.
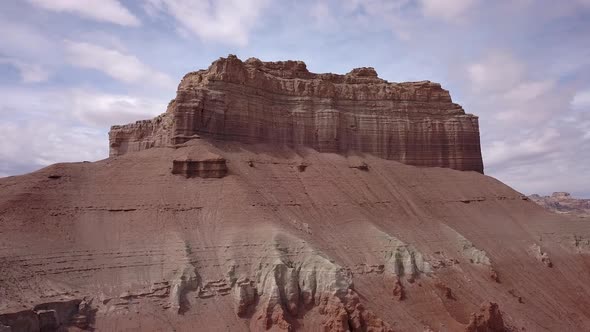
2, 140, 590, 331
3, 56, 589, 331
109, 55, 484, 173
529, 192, 590, 218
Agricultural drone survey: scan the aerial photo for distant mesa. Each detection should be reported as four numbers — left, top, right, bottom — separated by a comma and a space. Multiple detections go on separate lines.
529, 192, 590, 218
109, 54, 484, 173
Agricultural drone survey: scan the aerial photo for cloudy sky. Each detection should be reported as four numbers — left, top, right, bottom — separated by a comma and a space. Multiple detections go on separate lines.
1, 0, 589, 196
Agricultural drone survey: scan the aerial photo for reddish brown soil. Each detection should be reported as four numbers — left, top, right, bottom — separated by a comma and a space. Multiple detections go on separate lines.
1, 139, 589, 331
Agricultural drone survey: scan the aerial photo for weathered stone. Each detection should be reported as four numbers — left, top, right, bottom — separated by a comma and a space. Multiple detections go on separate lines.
392, 277, 405, 301
234, 278, 257, 317
171, 157, 228, 178
35, 310, 57, 332
109, 55, 484, 173
0, 310, 39, 332
465, 302, 506, 332
529, 192, 590, 218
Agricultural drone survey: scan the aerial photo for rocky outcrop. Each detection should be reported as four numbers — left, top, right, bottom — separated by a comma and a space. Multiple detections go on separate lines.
383, 237, 431, 279
172, 155, 228, 178
109, 113, 173, 157
244, 236, 393, 331
0, 299, 94, 332
529, 192, 590, 218
319, 289, 394, 332
465, 302, 506, 332
109, 55, 484, 173
529, 244, 553, 268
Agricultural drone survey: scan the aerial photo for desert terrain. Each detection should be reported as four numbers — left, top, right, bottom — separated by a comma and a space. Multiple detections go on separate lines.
1, 56, 589, 332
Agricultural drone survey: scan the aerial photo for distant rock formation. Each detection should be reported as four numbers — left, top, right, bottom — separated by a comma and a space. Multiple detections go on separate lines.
529, 192, 590, 218
109, 55, 484, 173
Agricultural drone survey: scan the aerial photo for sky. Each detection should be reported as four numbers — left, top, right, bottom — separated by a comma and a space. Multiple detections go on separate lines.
0, 0, 589, 197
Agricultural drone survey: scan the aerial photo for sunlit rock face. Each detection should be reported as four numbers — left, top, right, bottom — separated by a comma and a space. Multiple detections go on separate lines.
109, 55, 484, 173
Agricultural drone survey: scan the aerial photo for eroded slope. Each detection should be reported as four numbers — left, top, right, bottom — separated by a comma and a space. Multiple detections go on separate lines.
1, 139, 589, 331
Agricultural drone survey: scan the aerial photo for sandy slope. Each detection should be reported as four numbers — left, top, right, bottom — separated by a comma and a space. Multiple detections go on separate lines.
1, 139, 589, 331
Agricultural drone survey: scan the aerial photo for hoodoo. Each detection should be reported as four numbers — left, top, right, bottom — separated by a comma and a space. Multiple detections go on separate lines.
109, 55, 484, 173
2, 56, 589, 332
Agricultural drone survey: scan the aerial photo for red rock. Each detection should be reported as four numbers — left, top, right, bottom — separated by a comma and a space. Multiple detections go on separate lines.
392, 277, 405, 301
171, 155, 228, 178
109, 55, 484, 173
2, 56, 590, 331
434, 281, 455, 300
320, 290, 394, 332
465, 302, 506, 332
489, 268, 500, 283
529, 192, 590, 218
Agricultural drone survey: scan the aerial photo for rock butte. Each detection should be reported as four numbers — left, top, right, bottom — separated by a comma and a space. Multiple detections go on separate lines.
529, 192, 590, 219
1, 55, 589, 332
109, 55, 484, 173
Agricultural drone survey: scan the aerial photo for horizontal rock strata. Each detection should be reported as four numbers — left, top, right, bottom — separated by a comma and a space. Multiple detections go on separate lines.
529, 192, 590, 218
171, 156, 228, 178
109, 55, 484, 173
2, 141, 590, 330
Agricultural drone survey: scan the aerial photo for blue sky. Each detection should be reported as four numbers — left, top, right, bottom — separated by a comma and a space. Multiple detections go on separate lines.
1, 0, 589, 196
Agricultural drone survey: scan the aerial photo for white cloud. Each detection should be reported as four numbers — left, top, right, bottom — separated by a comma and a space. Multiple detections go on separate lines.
0, 87, 168, 176
503, 80, 555, 103
64, 40, 174, 88
0, 87, 167, 128
571, 89, 590, 110
309, 1, 336, 27
483, 116, 590, 196
0, 20, 55, 60
420, 0, 477, 21
27, 0, 140, 26
484, 128, 560, 168
0, 20, 60, 85
467, 52, 525, 92
465, 52, 565, 124
0, 57, 50, 83
0, 121, 107, 175
68, 90, 167, 127
342, 0, 415, 40
495, 80, 557, 122
144, 0, 270, 45
464, 50, 589, 195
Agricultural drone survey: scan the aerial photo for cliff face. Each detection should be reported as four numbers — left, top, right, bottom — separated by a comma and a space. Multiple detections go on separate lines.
109, 55, 484, 173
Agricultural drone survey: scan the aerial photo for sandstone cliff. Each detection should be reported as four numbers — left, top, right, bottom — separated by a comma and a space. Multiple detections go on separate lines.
109, 55, 484, 173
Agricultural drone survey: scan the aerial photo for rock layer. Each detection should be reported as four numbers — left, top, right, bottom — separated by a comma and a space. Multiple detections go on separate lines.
529, 192, 590, 218
1, 140, 590, 331
109, 55, 484, 173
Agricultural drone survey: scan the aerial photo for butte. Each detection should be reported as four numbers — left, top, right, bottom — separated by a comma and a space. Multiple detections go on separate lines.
1, 55, 589, 332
